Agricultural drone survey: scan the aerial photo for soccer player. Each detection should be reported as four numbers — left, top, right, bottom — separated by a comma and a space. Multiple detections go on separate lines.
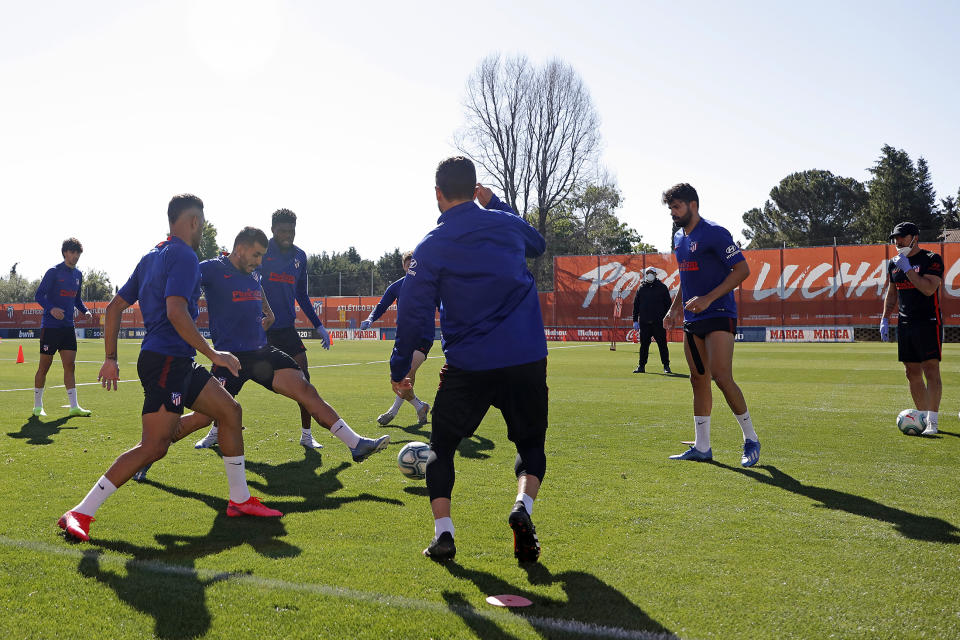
360, 250, 432, 426
252, 208, 331, 448
32, 237, 93, 417
392, 157, 549, 563
167, 227, 389, 463
662, 183, 760, 467
57, 194, 281, 543
880, 221, 943, 436
632, 266, 672, 374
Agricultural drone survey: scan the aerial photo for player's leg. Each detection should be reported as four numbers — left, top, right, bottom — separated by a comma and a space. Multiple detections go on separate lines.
33, 352, 54, 416
291, 350, 313, 433
60, 349, 90, 416
58, 406, 180, 541
271, 366, 389, 461
402, 349, 430, 424
171, 411, 216, 443
920, 359, 941, 435
500, 358, 547, 563
188, 368, 242, 449
704, 328, 760, 466
189, 375, 281, 516
654, 325, 671, 373
670, 329, 714, 460
903, 363, 928, 411
422, 364, 487, 560
636, 325, 651, 373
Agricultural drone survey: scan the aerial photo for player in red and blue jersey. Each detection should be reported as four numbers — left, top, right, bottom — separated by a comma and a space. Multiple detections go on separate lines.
260, 208, 331, 437
32, 237, 93, 417
662, 183, 761, 467
180, 227, 388, 461
57, 195, 281, 543
361, 250, 434, 427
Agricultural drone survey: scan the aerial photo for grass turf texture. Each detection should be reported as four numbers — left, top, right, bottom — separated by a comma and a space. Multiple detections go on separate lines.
1, 338, 959, 639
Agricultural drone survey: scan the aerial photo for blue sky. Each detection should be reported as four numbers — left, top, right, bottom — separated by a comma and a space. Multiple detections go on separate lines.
1, 0, 957, 285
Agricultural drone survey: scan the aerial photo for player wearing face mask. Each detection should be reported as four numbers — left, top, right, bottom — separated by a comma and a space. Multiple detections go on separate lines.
631, 267, 673, 374
881, 221, 944, 436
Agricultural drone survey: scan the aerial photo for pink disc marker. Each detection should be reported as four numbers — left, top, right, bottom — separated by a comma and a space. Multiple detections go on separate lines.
486, 594, 533, 608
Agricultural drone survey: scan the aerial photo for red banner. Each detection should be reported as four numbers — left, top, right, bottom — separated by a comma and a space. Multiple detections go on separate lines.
552, 242, 960, 327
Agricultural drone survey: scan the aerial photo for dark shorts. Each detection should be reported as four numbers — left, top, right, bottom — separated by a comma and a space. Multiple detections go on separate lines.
137, 350, 213, 415
431, 358, 548, 444
266, 326, 307, 357
211, 345, 301, 396
898, 322, 942, 363
683, 317, 737, 339
39, 327, 77, 355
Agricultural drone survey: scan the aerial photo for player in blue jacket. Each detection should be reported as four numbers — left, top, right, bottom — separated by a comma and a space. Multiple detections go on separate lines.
256, 208, 332, 444
58, 195, 281, 543
662, 183, 760, 467
361, 250, 433, 426
32, 238, 93, 417
174, 227, 388, 463
391, 157, 548, 563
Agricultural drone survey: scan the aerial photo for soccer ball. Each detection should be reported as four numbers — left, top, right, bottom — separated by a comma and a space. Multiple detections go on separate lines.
397, 441, 434, 479
896, 409, 926, 436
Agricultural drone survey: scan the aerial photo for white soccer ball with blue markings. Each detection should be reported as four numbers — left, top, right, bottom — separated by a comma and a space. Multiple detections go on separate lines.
896, 409, 926, 436
397, 441, 433, 479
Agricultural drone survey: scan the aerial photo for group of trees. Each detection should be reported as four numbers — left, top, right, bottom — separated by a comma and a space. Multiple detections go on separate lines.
743, 145, 959, 248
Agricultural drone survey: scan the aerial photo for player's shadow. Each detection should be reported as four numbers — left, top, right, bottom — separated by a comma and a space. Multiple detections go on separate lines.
392, 423, 496, 460
438, 561, 676, 639
6, 415, 78, 445
713, 463, 960, 544
934, 429, 960, 439
79, 496, 298, 639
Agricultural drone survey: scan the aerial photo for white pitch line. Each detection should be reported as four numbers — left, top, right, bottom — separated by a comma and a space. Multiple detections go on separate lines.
0, 380, 139, 393
306, 342, 598, 370
0, 535, 678, 640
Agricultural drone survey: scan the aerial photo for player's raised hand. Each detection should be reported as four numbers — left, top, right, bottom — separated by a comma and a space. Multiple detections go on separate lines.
211, 350, 241, 377
475, 184, 493, 208
98, 359, 120, 391
392, 377, 413, 397
51, 307, 65, 320
317, 325, 331, 349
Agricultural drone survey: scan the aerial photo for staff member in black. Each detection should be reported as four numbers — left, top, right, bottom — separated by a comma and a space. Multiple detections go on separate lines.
880, 221, 944, 436
632, 266, 672, 374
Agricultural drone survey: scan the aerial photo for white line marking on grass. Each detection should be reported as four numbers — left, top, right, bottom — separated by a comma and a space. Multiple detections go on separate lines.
0, 380, 139, 392
0, 535, 678, 640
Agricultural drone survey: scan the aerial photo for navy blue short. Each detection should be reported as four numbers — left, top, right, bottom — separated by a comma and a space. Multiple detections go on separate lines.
211, 345, 301, 396
39, 327, 77, 355
266, 326, 307, 357
137, 350, 213, 415
898, 322, 941, 363
683, 316, 736, 339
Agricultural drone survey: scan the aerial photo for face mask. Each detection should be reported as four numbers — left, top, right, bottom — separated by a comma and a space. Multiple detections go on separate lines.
897, 245, 911, 257
644, 273, 656, 283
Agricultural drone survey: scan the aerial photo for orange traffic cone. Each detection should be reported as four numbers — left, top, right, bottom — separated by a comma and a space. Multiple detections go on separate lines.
16, 344, 25, 363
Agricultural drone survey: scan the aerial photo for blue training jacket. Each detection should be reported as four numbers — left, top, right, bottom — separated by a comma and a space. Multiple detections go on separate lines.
390, 194, 547, 381
35, 262, 88, 328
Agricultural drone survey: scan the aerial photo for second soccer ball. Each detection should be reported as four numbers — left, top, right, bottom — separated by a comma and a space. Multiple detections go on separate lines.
397, 441, 434, 479
896, 409, 926, 436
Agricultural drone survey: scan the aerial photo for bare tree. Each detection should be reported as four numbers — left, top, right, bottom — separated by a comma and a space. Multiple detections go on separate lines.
456, 54, 602, 279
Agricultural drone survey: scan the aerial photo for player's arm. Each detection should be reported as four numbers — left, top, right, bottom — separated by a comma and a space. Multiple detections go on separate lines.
166, 296, 240, 375
664, 283, 683, 329
35, 268, 65, 319
366, 280, 400, 325
684, 260, 749, 315
390, 252, 439, 389
74, 274, 91, 317
97, 294, 130, 390
477, 185, 515, 214
881, 271, 897, 318
294, 259, 323, 328
261, 291, 275, 331
900, 269, 942, 297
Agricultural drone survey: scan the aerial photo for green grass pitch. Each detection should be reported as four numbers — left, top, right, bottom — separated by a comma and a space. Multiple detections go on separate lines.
1, 337, 959, 639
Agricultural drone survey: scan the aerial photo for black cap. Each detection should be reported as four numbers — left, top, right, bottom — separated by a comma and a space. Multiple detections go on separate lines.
889, 222, 919, 239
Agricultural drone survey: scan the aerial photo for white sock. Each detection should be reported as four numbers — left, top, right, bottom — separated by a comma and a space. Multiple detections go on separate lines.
408, 396, 425, 410
926, 411, 938, 429
329, 418, 361, 448
516, 492, 534, 516
73, 475, 117, 517
434, 516, 454, 538
34, 387, 44, 409
389, 396, 404, 413
735, 410, 758, 442
301, 427, 313, 437
67, 388, 79, 409
222, 456, 251, 504
694, 416, 711, 451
